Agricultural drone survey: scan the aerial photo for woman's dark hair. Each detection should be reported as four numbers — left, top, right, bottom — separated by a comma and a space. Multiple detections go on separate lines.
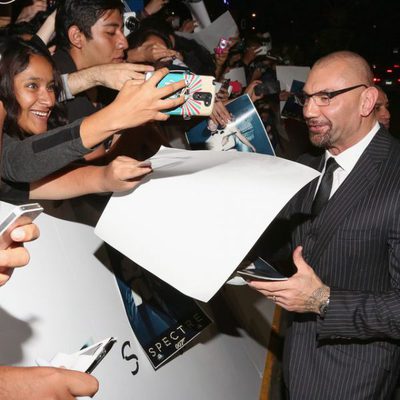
127, 24, 173, 51
0, 37, 66, 139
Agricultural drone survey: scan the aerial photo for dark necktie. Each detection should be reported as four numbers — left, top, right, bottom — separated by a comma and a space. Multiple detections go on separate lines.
311, 157, 340, 216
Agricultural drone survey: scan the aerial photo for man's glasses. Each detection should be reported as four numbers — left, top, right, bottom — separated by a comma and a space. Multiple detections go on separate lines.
294, 84, 368, 107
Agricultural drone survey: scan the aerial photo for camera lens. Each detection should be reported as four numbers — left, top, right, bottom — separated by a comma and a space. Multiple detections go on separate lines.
125, 16, 139, 33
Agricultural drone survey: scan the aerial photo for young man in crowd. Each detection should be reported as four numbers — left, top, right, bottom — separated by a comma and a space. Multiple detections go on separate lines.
53, 0, 128, 122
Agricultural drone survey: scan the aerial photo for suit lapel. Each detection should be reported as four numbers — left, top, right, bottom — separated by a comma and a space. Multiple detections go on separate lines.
306, 129, 391, 266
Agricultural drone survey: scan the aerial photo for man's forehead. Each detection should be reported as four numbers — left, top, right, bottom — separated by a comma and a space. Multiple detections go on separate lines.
304, 61, 352, 92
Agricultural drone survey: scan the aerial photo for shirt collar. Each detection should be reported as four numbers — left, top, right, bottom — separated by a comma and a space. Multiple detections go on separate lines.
324, 121, 380, 173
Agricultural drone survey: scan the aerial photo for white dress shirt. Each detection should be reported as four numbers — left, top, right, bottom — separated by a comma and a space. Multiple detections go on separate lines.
317, 122, 380, 199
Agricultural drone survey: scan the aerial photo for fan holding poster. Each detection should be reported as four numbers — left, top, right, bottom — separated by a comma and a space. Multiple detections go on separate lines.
186, 94, 275, 156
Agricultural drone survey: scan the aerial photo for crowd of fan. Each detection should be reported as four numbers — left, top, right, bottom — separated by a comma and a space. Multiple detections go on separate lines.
0, 0, 393, 398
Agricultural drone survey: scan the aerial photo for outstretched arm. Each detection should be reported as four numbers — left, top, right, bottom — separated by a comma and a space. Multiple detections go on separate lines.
29, 157, 152, 200
3, 69, 185, 183
65, 63, 154, 96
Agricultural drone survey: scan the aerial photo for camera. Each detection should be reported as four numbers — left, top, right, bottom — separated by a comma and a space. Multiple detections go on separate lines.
124, 12, 140, 36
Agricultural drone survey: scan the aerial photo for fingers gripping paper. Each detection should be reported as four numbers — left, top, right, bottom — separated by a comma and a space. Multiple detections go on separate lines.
95, 147, 319, 302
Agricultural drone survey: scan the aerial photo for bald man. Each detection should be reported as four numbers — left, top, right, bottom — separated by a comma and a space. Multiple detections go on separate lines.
375, 85, 391, 130
249, 51, 400, 399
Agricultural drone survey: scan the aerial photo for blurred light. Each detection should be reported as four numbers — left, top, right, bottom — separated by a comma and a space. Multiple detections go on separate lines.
373, 77, 381, 82
251, 13, 256, 17
394, 64, 400, 68
387, 69, 393, 73
252, 26, 255, 30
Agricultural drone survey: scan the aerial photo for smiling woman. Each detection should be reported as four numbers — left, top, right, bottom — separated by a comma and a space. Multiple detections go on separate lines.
0, 36, 153, 201
0, 37, 66, 138
14, 54, 56, 135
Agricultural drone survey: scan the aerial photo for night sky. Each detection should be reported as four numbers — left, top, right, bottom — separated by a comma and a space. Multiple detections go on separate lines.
200, 0, 400, 65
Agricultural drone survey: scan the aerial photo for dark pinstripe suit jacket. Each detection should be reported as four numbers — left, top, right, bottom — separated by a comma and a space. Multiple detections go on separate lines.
280, 128, 400, 399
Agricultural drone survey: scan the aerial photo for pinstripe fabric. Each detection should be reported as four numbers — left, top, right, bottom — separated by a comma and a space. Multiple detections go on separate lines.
281, 129, 400, 399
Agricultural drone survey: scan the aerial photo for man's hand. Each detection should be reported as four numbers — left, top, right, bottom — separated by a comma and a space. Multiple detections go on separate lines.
248, 246, 330, 314
67, 63, 154, 95
0, 223, 40, 286
93, 63, 154, 90
0, 366, 98, 399
245, 80, 263, 103
16, 0, 47, 23
144, 0, 169, 16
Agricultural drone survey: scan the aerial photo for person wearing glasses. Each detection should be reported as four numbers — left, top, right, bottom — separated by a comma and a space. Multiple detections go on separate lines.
249, 51, 400, 399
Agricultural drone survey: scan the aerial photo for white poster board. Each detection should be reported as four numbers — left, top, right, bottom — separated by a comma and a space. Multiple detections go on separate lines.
96, 147, 319, 302
176, 11, 239, 53
223, 67, 247, 87
0, 203, 272, 400
276, 66, 310, 113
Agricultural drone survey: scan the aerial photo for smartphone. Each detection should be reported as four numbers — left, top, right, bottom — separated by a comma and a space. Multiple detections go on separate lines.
215, 38, 230, 55
146, 71, 216, 118
236, 257, 287, 281
36, 337, 116, 373
0, 203, 43, 250
83, 337, 117, 374
123, 11, 139, 36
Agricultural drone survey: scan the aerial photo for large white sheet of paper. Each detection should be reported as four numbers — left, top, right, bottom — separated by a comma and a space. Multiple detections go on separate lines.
0, 202, 267, 400
223, 67, 247, 87
276, 66, 310, 113
176, 11, 239, 53
95, 147, 319, 302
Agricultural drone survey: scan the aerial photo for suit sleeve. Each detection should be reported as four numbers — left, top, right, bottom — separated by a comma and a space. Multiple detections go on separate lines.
317, 214, 400, 340
317, 289, 400, 340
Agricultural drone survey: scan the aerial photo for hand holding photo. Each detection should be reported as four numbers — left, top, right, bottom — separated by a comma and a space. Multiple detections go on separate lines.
237, 257, 288, 281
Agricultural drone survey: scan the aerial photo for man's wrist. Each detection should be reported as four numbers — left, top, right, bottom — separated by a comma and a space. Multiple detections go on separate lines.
305, 285, 330, 315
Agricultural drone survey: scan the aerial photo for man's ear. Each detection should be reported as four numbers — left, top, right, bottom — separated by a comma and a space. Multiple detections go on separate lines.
68, 25, 84, 49
360, 86, 378, 117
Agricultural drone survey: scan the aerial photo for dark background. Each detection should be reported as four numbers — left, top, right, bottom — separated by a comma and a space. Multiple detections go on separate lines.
2, 0, 400, 133
203, 0, 400, 66
199, 0, 400, 135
